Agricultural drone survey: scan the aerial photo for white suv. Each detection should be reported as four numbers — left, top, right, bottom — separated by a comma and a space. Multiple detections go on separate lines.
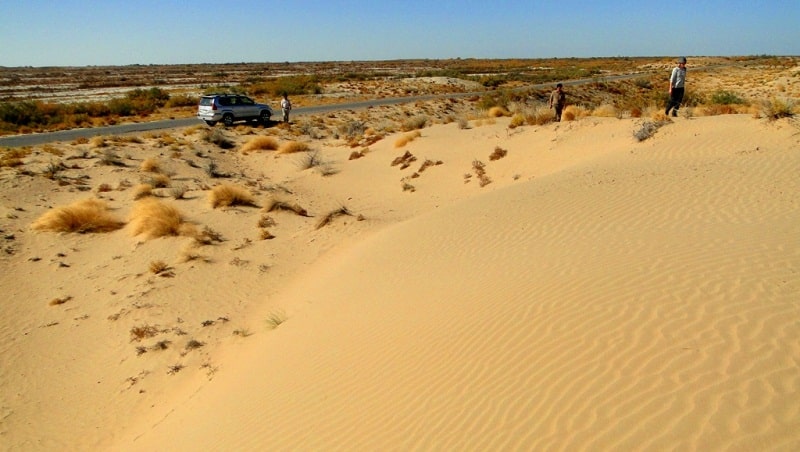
197, 94, 273, 126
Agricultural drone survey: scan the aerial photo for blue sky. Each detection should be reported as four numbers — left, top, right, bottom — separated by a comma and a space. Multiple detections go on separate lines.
1, 0, 798, 67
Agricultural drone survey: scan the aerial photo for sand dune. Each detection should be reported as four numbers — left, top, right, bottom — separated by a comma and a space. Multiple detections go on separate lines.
2, 113, 799, 450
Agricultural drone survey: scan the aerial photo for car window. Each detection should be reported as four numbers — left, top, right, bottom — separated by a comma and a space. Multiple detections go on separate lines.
200, 98, 213, 106
218, 97, 231, 106
239, 97, 255, 105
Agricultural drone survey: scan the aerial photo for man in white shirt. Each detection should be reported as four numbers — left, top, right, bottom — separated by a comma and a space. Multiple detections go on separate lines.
280, 93, 292, 123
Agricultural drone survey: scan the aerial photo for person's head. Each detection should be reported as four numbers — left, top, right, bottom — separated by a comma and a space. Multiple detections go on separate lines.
678, 57, 687, 67
282, 92, 288, 99
556, 83, 563, 90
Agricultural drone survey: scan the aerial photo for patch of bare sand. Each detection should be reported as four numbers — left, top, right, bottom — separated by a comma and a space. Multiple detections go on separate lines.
2, 114, 799, 450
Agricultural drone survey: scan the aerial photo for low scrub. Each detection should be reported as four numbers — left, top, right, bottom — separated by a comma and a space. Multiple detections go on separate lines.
276, 140, 310, 154
31, 198, 125, 233
209, 184, 258, 208
128, 198, 196, 239
760, 97, 795, 120
241, 136, 279, 153
394, 130, 421, 148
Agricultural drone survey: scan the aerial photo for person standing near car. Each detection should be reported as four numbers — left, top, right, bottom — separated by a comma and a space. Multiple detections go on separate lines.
280, 93, 292, 123
665, 57, 687, 117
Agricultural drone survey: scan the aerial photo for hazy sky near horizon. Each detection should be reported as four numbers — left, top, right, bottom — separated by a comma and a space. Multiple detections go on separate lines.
1, 0, 798, 67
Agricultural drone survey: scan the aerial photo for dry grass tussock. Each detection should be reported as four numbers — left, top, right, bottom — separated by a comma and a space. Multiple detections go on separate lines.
394, 130, 421, 148
128, 198, 196, 239
241, 136, 279, 153
488, 106, 511, 117
263, 198, 309, 217
31, 198, 125, 233
276, 140, 310, 154
139, 158, 161, 173
133, 184, 153, 200
209, 184, 258, 208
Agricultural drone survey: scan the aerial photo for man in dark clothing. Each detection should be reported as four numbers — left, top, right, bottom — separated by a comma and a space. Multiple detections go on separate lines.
549, 83, 566, 122
665, 57, 687, 117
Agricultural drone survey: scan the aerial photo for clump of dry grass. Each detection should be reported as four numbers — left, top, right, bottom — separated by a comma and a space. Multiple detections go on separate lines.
489, 146, 508, 161
31, 198, 125, 233
315, 205, 362, 230
89, 136, 108, 148
562, 105, 590, 122
276, 140, 310, 154
472, 160, 492, 187
133, 183, 153, 200
142, 173, 170, 188
400, 115, 428, 131
140, 157, 161, 173
488, 106, 511, 117
634, 119, 670, 142
128, 198, 196, 239
591, 104, 618, 118
209, 184, 258, 208
759, 97, 795, 120
394, 130, 421, 148
263, 198, 309, 217
149, 260, 170, 275
49, 295, 72, 306
241, 136, 279, 153
391, 150, 417, 169
130, 324, 159, 342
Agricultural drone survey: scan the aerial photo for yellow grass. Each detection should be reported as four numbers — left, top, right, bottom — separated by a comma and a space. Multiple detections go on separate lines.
140, 158, 161, 173
133, 184, 153, 200
209, 184, 258, 208
31, 198, 125, 233
488, 106, 511, 118
128, 198, 196, 239
241, 136, 279, 153
563, 105, 591, 122
591, 104, 618, 118
276, 141, 310, 154
394, 130, 422, 148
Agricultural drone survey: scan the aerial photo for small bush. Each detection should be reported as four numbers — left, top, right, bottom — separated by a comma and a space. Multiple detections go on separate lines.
394, 130, 421, 148
710, 90, 747, 105
128, 198, 196, 239
276, 140, 310, 154
241, 136, 279, 153
760, 97, 795, 120
31, 198, 125, 233
203, 129, 235, 149
209, 184, 258, 208
487, 106, 510, 118
140, 157, 161, 173
634, 120, 669, 142
400, 115, 428, 131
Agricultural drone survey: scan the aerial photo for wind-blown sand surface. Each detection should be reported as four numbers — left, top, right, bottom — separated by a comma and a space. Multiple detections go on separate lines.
1, 113, 798, 450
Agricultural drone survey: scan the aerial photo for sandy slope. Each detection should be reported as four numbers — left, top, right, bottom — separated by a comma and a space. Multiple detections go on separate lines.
1, 114, 799, 450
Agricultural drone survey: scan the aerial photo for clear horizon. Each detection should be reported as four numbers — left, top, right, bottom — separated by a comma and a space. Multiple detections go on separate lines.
1, 0, 798, 68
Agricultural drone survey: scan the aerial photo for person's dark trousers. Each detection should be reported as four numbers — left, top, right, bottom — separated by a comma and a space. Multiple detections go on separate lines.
665, 87, 685, 116
554, 105, 563, 122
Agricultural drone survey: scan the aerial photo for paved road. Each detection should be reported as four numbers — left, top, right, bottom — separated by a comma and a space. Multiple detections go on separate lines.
0, 65, 728, 148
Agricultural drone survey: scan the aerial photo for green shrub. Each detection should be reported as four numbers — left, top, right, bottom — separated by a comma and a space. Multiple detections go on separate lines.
710, 90, 747, 105
249, 75, 322, 97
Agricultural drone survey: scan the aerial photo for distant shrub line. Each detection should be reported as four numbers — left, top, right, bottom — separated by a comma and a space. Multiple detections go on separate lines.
0, 87, 175, 132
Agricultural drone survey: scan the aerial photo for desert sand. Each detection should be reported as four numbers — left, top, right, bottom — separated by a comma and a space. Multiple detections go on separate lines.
1, 102, 799, 450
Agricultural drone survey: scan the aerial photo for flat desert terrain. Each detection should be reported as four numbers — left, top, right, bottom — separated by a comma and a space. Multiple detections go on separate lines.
1, 57, 799, 450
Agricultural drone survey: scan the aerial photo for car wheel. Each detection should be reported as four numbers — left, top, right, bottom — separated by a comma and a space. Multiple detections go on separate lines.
205, 120, 217, 126
222, 114, 234, 127
260, 110, 271, 124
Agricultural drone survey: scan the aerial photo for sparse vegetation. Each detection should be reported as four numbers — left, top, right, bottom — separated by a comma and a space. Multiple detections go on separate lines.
128, 198, 196, 239
209, 184, 258, 208
265, 311, 287, 329
241, 135, 279, 153
31, 198, 125, 233
634, 119, 670, 142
